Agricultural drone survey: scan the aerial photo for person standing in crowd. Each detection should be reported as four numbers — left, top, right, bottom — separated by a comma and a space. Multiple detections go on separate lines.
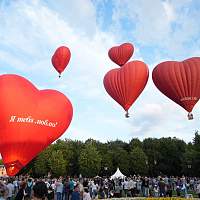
69, 178, 74, 200
122, 178, 129, 197
71, 185, 80, 200
15, 181, 27, 200
78, 181, 84, 199
166, 182, 172, 197
13, 179, 19, 196
158, 178, 165, 197
32, 181, 48, 200
91, 181, 98, 199
181, 180, 188, 197
25, 178, 33, 200
196, 181, 200, 198
83, 179, 88, 191
153, 185, 159, 197
143, 177, 149, 197
55, 179, 63, 200
128, 178, 134, 197
88, 180, 92, 198
176, 185, 181, 197
47, 184, 54, 200
114, 182, 120, 198
136, 178, 142, 196
6, 179, 14, 200
0, 181, 8, 200
83, 188, 91, 200
103, 179, 109, 198
63, 177, 70, 200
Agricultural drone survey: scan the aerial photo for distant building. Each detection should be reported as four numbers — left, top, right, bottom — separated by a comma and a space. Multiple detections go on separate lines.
0, 165, 7, 176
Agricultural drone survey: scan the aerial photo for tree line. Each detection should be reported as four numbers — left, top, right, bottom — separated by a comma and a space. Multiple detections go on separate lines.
1, 131, 200, 178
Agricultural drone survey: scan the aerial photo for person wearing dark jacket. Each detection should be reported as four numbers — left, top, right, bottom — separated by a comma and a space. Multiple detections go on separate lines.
32, 181, 48, 200
15, 182, 27, 200
71, 185, 80, 200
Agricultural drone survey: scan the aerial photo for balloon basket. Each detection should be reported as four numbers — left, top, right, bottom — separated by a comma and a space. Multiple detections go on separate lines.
187, 112, 193, 120
4, 160, 24, 176
125, 111, 130, 118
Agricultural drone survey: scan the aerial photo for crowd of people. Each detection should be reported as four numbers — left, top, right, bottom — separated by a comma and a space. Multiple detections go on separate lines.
1, 175, 200, 200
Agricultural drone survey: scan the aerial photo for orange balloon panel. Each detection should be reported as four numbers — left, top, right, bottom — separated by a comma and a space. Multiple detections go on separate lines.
0, 74, 73, 176
104, 61, 149, 111
51, 46, 71, 75
108, 43, 134, 66
152, 57, 200, 112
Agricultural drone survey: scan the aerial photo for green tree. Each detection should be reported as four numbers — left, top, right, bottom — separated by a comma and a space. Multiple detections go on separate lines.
182, 148, 196, 176
107, 140, 129, 152
34, 148, 50, 176
156, 137, 186, 176
129, 147, 148, 175
14, 132, 200, 177
48, 150, 67, 177
99, 150, 113, 177
193, 131, 200, 151
53, 140, 75, 175
129, 138, 142, 150
68, 140, 83, 176
191, 131, 200, 176
142, 138, 160, 176
79, 143, 102, 177
108, 147, 130, 175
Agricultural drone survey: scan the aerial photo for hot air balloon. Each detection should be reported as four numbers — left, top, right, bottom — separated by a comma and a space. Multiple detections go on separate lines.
104, 61, 149, 117
51, 46, 71, 77
152, 57, 200, 120
108, 43, 134, 66
0, 74, 73, 176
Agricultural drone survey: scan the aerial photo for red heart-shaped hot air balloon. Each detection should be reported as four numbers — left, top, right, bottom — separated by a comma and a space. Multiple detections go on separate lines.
0, 74, 73, 176
152, 57, 200, 119
108, 43, 134, 66
104, 61, 149, 117
51, 46, 71, 77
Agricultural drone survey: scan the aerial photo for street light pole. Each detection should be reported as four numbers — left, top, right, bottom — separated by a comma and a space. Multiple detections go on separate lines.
104, 166, 108, 178
187, 164, 191, 176
145, 160, 149, 175
154, 160, 157, 177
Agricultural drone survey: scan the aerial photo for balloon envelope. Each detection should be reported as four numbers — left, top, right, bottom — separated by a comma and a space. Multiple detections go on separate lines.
0, 74, 73, 176
51, 46, 71, 76
152, 57, 200, 113
108, 43, 134, 66
104, 61, 149, 112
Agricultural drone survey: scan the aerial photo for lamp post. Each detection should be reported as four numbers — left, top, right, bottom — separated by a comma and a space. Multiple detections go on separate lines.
187, 164, 192, 176
104, 166, 108, 177
69, 162, 73, 175
154, 160, 157, 177
145, 160, 149, 175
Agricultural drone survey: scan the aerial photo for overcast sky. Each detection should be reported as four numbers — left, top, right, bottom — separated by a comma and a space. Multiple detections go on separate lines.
0, 0, 200, 144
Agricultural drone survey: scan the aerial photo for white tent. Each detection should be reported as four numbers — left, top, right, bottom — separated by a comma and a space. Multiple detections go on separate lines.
110, 168, 126, 179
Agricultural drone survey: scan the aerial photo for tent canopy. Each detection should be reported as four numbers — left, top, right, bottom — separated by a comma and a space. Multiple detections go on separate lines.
110, 168, 126, 180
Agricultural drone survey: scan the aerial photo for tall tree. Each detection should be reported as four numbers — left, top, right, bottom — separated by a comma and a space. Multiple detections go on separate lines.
79, 142, 102, 177
48, 150, 67, 177
129, 138, 142, 150
108, 146, 130, 175
129, 147, 148, 175
34, 148, 50, 176
192, 131, 200, 176
142, 138, 160, 176
156, 137, 186, 176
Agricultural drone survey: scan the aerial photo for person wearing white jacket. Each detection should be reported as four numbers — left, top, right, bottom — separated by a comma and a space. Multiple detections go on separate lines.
196, 182, 200, 198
